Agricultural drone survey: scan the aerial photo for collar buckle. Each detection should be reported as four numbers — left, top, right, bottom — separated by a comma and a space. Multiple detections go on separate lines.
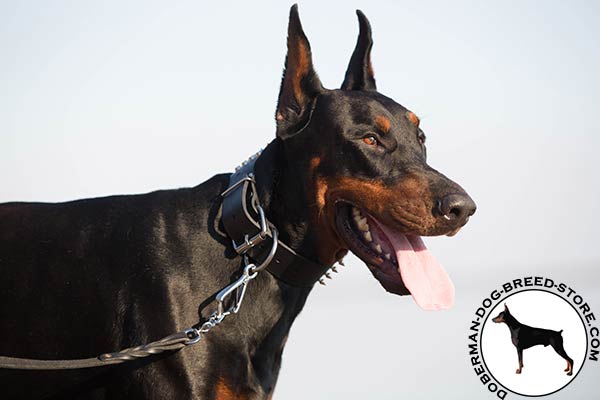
231, 203, 269, 255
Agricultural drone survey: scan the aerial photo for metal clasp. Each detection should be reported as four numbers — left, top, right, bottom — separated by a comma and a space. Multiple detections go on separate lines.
183, 328, 202, 345
215, 264, 257, 318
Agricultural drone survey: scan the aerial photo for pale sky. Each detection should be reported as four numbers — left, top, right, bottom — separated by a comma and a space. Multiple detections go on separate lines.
1, 1, 599, 398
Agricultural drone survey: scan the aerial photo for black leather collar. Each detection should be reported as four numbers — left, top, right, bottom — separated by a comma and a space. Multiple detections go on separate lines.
221, 154, 330, 288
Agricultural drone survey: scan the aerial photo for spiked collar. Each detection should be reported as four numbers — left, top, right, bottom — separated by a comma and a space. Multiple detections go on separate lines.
220, 150, 334, 287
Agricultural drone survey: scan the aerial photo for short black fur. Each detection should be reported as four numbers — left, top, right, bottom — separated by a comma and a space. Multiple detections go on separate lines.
0, 5, 476, 399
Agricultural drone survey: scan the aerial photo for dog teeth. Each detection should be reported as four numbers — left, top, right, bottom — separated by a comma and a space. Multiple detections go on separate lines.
352, 207, 370, 232
352, 206, 393, 255
356, 218, 369, 232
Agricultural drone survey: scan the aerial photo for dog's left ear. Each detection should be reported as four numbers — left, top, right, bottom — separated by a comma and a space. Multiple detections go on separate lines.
504, 303, 509, 312
276, 5, 323, 139
341, 10, 376, 91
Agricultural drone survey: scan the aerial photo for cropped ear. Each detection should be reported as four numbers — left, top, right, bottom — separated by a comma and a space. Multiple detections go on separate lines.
341, 10, 376, 91
276, 4, 323, 139
504, 303, 509, 312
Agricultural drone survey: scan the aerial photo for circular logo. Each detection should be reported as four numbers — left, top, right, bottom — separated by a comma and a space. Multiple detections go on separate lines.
467, 276, 599, 399
481, 290, 587, 396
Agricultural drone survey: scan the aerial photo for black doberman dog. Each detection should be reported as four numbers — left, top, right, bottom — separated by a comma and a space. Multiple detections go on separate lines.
0, 5, 475, 399
492, 304, 574, 376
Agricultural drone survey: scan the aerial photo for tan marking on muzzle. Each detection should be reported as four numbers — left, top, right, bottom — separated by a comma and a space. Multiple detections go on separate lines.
311, 174, 438, 253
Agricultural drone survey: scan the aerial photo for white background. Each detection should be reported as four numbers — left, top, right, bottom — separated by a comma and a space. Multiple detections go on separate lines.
481, 291, 587, 396
1, 1, 599, 399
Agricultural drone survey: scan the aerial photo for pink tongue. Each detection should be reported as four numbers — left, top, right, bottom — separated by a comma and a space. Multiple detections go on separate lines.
378, 225, 455, 310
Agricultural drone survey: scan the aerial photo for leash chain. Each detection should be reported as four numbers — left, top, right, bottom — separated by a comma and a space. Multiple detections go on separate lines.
99, 261, 262, 364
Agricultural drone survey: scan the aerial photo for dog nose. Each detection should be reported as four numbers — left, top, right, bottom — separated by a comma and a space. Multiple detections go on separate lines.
437, 193, 476, 226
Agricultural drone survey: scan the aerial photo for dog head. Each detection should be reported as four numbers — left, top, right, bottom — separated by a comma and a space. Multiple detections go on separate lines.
492, 304, 511, 323
274, 5, 476, 310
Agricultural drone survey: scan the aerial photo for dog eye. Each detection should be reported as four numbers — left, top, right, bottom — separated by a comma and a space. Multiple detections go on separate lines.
362, 135, 378, 146
417, 131, 426, 145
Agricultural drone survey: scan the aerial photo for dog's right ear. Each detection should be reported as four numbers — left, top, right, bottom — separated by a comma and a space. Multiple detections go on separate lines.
504, 303, 509, 312
276, 4, 323, 139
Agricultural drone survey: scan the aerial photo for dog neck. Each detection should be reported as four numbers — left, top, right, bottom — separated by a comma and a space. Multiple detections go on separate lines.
503, 312, 522, 329
253, 139, 335, 267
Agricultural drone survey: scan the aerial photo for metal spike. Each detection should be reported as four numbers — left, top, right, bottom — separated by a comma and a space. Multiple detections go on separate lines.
325, 272, 332, 279
331, 266, 338, 273
318, 279, 326, 285
338, 259, 345, 266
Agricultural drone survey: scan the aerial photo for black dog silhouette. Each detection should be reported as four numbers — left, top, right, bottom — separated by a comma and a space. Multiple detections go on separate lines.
492, 304, 573, 375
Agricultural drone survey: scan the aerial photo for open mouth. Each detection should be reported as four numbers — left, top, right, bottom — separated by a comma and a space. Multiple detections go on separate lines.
335, 202, 455, 310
